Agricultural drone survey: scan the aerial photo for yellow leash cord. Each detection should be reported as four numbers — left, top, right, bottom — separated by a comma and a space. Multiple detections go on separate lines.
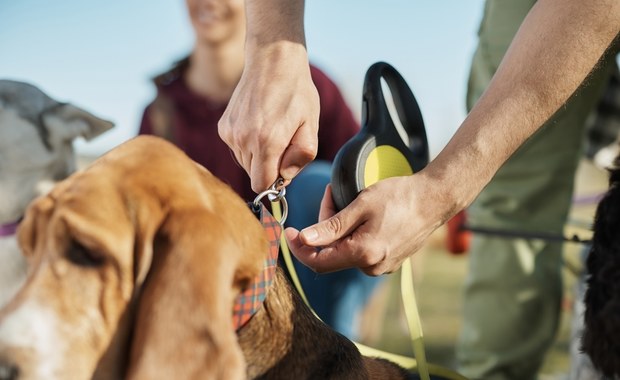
401, 257, 430, 380
271, 201, 469, 380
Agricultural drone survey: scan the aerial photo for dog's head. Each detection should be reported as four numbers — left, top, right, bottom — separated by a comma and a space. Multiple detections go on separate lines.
0, 136, 267, 380
0, 79, 113, 224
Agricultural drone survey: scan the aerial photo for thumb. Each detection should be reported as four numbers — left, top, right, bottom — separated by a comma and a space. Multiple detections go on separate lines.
299, 202, 363, 247
280, 122, 317, 181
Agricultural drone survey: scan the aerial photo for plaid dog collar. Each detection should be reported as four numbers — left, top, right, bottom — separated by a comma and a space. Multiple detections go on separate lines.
0, 219, 21, 237
233, 203, 281, 330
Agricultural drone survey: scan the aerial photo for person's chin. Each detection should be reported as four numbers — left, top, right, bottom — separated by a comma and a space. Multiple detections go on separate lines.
196, 27, 231, 45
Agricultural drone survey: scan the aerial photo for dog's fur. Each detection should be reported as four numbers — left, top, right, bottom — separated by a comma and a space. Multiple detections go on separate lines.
0, 79, 113, 308
238, 266, 415, 380
583, 153, 620, 378
0, 136, 415, 380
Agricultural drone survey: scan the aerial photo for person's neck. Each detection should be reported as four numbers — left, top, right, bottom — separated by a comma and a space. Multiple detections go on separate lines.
186, 40, 245, 105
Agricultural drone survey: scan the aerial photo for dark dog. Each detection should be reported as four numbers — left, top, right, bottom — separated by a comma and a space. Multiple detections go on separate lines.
583, 152, 620, 378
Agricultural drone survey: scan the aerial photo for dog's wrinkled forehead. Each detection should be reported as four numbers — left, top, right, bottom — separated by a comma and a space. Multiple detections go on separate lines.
0, 79, 61, 150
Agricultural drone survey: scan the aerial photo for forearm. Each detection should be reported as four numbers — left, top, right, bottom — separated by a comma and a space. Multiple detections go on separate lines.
220, 0, 319, 192
426, 0, 620, 217
244, 0, 306, 53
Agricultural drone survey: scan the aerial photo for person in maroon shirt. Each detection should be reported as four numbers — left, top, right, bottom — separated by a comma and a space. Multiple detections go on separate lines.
138, 0, 382, 339
140, 58, 358, 203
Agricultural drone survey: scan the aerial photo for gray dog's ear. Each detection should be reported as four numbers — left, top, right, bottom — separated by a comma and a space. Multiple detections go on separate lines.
43, 103, 114, 143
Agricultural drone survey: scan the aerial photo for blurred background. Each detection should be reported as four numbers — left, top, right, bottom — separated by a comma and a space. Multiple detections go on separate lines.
0, 0, 484, 158
2, 1, 607, 378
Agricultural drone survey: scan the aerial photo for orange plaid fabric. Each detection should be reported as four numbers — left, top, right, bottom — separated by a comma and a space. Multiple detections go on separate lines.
232, 203, 281, 330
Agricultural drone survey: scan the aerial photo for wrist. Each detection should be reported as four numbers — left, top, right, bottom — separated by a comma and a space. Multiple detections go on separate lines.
244, 40, 308, 69
415, 160, 475, 225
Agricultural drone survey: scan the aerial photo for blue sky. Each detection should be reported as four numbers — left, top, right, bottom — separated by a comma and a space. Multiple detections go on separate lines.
0, 1, 485, 157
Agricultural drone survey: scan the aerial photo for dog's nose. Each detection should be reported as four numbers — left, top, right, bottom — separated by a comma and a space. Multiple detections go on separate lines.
0, 362, 19, 380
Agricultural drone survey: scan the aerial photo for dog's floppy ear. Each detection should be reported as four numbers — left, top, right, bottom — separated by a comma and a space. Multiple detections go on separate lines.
126, 167, 268, 379
42, 103, 114, 142
127, 209, 253, 380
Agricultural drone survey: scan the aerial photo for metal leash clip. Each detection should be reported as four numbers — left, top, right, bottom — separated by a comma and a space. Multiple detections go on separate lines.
253, 177, 288, 225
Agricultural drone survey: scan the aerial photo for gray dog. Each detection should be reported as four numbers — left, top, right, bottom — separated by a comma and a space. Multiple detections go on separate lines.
0, 79, 113, 307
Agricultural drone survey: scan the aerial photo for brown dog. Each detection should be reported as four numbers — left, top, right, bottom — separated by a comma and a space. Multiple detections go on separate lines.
0, 136, 414, 380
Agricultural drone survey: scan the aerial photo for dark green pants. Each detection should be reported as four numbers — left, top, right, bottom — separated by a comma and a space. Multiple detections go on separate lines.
455, 1, 616, 379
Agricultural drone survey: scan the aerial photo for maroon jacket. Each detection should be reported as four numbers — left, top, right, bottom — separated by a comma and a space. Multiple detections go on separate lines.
139, 59, 359, 201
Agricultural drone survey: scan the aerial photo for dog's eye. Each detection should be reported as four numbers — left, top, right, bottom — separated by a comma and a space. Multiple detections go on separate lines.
67, 240, 105, 267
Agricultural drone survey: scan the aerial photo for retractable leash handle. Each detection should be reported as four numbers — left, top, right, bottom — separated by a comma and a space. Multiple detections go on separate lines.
331, 61, 429, 211
330, 62, 448, 380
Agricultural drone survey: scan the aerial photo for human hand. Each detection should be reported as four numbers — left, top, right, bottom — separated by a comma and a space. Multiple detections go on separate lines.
285, 173, 453, 275
218, 42, 320, 193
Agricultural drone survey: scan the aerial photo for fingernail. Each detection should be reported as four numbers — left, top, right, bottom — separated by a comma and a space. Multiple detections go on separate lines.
301, 228, 318, 243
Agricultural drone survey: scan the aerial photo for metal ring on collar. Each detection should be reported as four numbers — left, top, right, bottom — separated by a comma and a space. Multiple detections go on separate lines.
253, 178, 289, 225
